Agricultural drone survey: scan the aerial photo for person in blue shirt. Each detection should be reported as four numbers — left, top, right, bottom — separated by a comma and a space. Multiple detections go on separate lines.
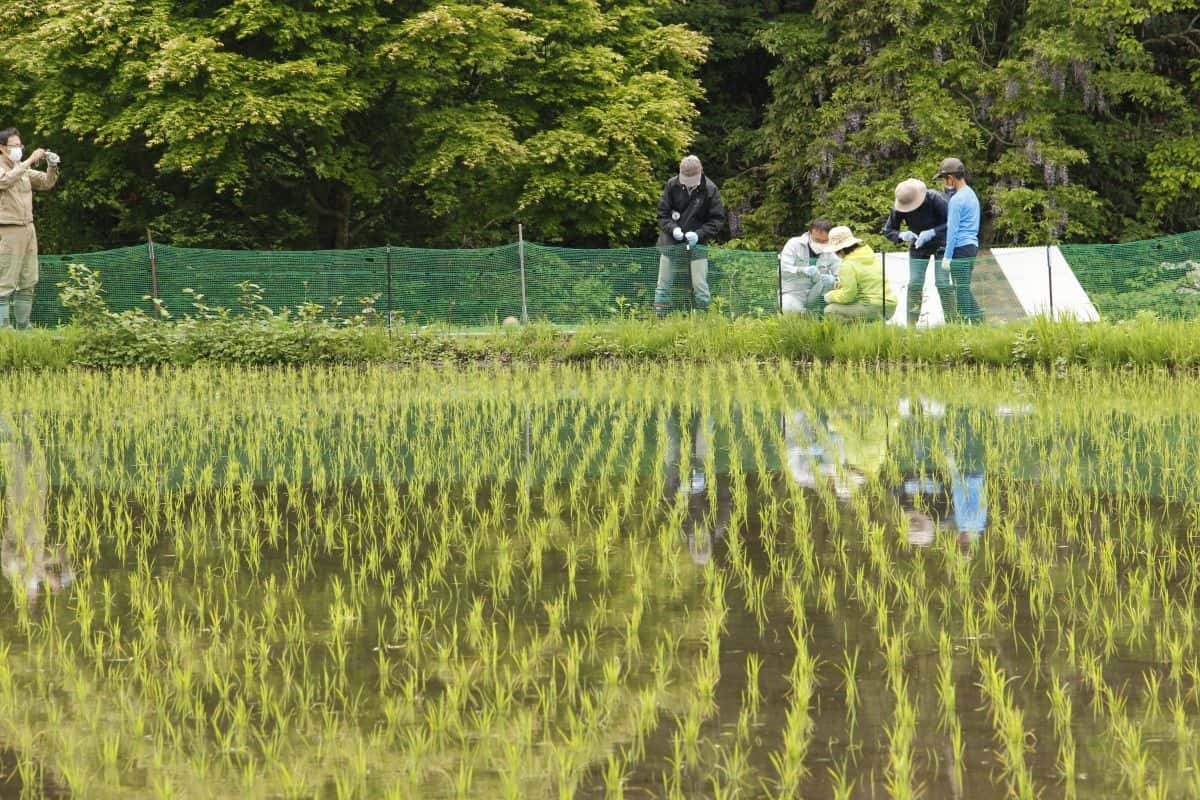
935, 157, 982, 323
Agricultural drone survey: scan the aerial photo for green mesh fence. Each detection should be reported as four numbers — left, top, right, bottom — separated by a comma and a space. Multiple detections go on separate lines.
1065, 230, 1200, 321
34, 246, 153, 327
24, 232, 1200, 327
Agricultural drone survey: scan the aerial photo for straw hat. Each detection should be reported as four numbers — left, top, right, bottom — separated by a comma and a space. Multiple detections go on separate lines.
678, 155, 703, 188
825, 225, 861, 252
893, 179, 927, 213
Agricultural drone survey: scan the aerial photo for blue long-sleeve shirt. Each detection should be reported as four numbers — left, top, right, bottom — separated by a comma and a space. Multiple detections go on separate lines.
943, 185, 980, 260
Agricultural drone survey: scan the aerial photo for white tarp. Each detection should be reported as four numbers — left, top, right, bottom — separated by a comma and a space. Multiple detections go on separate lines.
881, 252, 946, 328
991, 246, 1099, 321
877, 247, 1099, 325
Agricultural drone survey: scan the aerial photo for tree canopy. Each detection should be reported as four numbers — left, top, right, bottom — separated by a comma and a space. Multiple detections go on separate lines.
3, 0, 1197, 251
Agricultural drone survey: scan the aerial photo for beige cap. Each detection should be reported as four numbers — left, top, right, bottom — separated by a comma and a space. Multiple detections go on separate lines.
678, 155, 703, 188
894, 179, 927, 213
825, 225, 862, 252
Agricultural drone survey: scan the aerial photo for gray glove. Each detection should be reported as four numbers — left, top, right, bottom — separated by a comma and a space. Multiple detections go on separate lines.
816, 252, 841, 271
800, 265, 818, 278
898, 231, 917, 244
45, 151, 60, 167
672, 226, 684, 242
914, 229, 934, 248
685, 231, 699, 246
821, 273, 836, 288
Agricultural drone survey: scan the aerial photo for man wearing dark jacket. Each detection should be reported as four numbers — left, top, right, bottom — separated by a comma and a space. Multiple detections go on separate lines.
883, 179, 952, 326
655, 155, 726, 314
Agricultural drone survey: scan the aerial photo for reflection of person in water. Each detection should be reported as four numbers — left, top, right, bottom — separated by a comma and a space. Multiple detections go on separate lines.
664, 409, 731, 565
785, 406, 893, 501
893, 398, 987, 547
783, 408, 841, 490
1, 415, 73, 604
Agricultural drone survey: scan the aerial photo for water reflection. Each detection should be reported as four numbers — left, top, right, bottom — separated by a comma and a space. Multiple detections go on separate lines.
1, 416, 73, 605
893, 398, 988, 548
784, 406, 892, 500
664, 409, 731, 565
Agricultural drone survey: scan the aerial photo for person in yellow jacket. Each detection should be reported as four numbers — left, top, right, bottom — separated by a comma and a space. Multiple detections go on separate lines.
822, 225, 897, 323
0, 128, 60, 329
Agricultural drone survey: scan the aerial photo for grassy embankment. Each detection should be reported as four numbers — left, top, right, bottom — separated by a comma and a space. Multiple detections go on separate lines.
1, 313, 1197, 369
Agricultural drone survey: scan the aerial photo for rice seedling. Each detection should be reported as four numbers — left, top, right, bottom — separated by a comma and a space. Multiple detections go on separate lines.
0, 362, 1196, 796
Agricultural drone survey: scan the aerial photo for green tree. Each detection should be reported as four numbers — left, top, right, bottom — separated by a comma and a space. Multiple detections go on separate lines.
743, 0, 1200, 248
6, 1, 706, 250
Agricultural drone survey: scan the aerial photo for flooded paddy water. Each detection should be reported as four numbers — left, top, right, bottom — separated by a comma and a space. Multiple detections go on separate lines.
2, 363, 1200, 798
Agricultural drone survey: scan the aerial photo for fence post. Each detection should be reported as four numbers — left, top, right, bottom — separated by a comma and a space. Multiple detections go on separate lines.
146, 228, 161, 319
385, 243, 394, 331
777, 252, 784, 315
686, 244, 695, 314
883, 253, 892, 321
1046, 244, 1055, 320
518, 224, 529, 324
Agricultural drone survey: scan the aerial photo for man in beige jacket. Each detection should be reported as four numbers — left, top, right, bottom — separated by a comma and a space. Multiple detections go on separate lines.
0, 127, 60, 329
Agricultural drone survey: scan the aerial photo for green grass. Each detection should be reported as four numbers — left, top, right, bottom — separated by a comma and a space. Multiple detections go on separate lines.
6, 313, 1200, 369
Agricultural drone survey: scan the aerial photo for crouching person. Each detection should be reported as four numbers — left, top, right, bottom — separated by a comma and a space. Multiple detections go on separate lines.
779, 219, 838, 315
821, 226, 897, 323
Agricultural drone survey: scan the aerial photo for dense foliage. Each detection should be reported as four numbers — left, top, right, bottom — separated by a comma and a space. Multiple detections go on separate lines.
4, 0, 1197, 251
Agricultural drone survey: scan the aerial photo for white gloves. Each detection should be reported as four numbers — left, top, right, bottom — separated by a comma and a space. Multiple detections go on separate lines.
685, 231, 699, 246
898, 231, 917, 244
800, 265, 818, 277
45, 151, 61, 167
672, 227, 684, 242
915, 229, 934, 248
941, 257, 952, 272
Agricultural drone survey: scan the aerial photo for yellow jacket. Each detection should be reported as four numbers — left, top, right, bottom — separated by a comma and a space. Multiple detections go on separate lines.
824, 244, 897, 309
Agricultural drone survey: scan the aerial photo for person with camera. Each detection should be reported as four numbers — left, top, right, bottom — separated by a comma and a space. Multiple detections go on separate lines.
0, 127, 60, 329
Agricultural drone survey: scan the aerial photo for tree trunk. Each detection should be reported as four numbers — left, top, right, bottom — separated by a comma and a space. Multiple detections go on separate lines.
310, 187, 354, 249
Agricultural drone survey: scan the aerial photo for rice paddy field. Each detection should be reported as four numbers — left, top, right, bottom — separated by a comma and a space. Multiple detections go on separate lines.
4, 362, 1200, 798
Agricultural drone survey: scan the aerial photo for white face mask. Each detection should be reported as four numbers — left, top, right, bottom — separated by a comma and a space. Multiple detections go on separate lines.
7, 147, 22, 162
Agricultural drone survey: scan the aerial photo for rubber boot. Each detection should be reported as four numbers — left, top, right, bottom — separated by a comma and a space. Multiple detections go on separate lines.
937, 287, 958, 323
906, 284, 923, 327
12, 289, 33, 330
0, 294, 10, 329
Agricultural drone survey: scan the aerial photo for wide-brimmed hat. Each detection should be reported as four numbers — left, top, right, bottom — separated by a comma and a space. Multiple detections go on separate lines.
894, 178, 927, 213
933, 157, 966, 179
825, 225, 861, 252
678, 155, 703, 188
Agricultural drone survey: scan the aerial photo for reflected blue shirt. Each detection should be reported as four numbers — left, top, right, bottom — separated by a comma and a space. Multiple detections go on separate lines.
944, 185, 980, 260
952, 472, 987, 533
